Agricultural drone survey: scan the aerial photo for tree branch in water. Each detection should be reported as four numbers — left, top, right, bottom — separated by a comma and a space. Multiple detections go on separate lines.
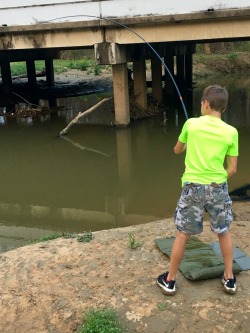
59, 97, 112, 136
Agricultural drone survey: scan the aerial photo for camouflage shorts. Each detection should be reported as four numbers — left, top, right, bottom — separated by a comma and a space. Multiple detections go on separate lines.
175, 182, 233, 235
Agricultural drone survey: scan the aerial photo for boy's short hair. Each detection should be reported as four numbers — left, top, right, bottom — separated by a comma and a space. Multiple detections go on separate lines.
201, 85, 229, 112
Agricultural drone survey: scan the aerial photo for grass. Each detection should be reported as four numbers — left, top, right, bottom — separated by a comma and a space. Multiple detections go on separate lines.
63, 231, 94, 243
30, 231, 93, 244
31, 232, 63, 243
157, 302, 167, 311
77, 308, 123, 333
8, 45, 250, 78
193, 52, 250, 75
10, 58, 99, 76
128, 232, 143, 250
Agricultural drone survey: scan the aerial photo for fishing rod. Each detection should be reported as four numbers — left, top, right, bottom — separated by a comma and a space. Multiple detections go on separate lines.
41, 14, 189, 120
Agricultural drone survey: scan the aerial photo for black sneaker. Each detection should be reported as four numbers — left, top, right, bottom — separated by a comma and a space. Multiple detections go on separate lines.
221, 275, 237, 294
157, 272, 176, 295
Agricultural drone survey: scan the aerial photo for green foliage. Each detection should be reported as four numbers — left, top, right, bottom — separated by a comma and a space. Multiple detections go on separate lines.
53, 59, 95, 73
60, 49, 94, 60
194, 53, 206, 63
77, 232, 93, 243
196, 41, 250, 54
128, 232, 143, 250
63, 58, 95, 71
9, 58, 97, 76
10, 62, 26, 76
79, 60, 89, 71
227, 53, 238, 61
8, 42, 249, 79
30, 231, 93, 244
67, 61, 78, 69
10, 61, 45, 76
77, 308, 122, 333
232, 41, 250, 52
157, 302, 167, 311
63, 231, 94, 243
31, 232, 63, 243
94, 65, 102, 76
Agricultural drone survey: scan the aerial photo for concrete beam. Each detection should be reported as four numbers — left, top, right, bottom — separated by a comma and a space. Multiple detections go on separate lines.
112, 64, 130, 126
1, 9, 249, 50
105, 18, 250, 44
0, 49, 60, 62
133, 59, 147, 111
0, 28, 104, 50
95, 43, 127, 65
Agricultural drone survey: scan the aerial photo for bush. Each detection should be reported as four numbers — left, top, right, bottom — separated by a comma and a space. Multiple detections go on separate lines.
79, 61, 89, 71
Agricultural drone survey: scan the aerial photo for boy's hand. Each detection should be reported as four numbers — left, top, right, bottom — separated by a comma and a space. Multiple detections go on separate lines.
226, 156, 238, 178
174, 140, 186, 154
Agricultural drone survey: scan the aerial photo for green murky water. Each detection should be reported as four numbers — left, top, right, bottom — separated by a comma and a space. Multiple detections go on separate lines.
0, 76, 249, 252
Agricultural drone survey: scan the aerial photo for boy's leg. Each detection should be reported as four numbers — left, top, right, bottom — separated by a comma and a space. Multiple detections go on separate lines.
157, 184, 204, 294
218, 231, 234, 279
207, 183, 236, 293
157, 231, 190, 295
167, 231, 190, 281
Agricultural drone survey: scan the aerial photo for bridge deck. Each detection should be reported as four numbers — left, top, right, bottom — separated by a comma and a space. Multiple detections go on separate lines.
0, 8, 250, 50
1, 0, 249, 126
1, 0, 250, 27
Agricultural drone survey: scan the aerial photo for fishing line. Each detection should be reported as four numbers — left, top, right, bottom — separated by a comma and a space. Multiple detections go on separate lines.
41, 14, 189, 120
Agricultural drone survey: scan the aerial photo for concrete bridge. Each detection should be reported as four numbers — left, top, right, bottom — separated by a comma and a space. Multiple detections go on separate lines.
0, 1, 250, 125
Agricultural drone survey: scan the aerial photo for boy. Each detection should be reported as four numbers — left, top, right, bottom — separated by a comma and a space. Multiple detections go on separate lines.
157, 85, 238, 295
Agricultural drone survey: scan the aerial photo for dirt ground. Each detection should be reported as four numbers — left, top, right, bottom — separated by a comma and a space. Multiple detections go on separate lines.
53, 68, 113, 92
3, 69, 249, 332
0, 201, 249, 333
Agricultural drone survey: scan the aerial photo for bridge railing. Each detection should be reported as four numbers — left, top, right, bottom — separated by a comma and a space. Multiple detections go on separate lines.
1, 0, 249, 26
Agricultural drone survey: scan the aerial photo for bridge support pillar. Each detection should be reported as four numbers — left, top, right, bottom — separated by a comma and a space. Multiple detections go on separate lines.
112, 63, 130, 126
0, 61, 12, 94
164, 52, 175, 97
151, 53, 163, 103
185, 53, 193, 90
133, 59, 147, 110
185, 52, 194, 109
95, 42, 130, 126
45, 59, 55, 86
26, 60, 37, 88
176, 54, 185, 89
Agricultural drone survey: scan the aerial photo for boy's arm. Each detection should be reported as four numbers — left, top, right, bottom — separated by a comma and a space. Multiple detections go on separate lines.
174, 140, 186, 154
226, 156, 238, 178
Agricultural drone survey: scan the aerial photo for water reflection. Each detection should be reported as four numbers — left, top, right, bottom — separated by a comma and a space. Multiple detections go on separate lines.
0, 106, 6, 125
0, 76, 249, 252
61, 135, 110, 157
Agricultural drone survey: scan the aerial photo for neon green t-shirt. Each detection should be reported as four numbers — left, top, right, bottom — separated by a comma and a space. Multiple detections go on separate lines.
179, 115, 238, 186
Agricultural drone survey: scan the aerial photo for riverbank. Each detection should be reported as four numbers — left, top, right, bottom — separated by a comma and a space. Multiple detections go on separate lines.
193, 52, 250, 77
52, 52, 250, 98
0, 201, 249, 333
10, 51, 250, 89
